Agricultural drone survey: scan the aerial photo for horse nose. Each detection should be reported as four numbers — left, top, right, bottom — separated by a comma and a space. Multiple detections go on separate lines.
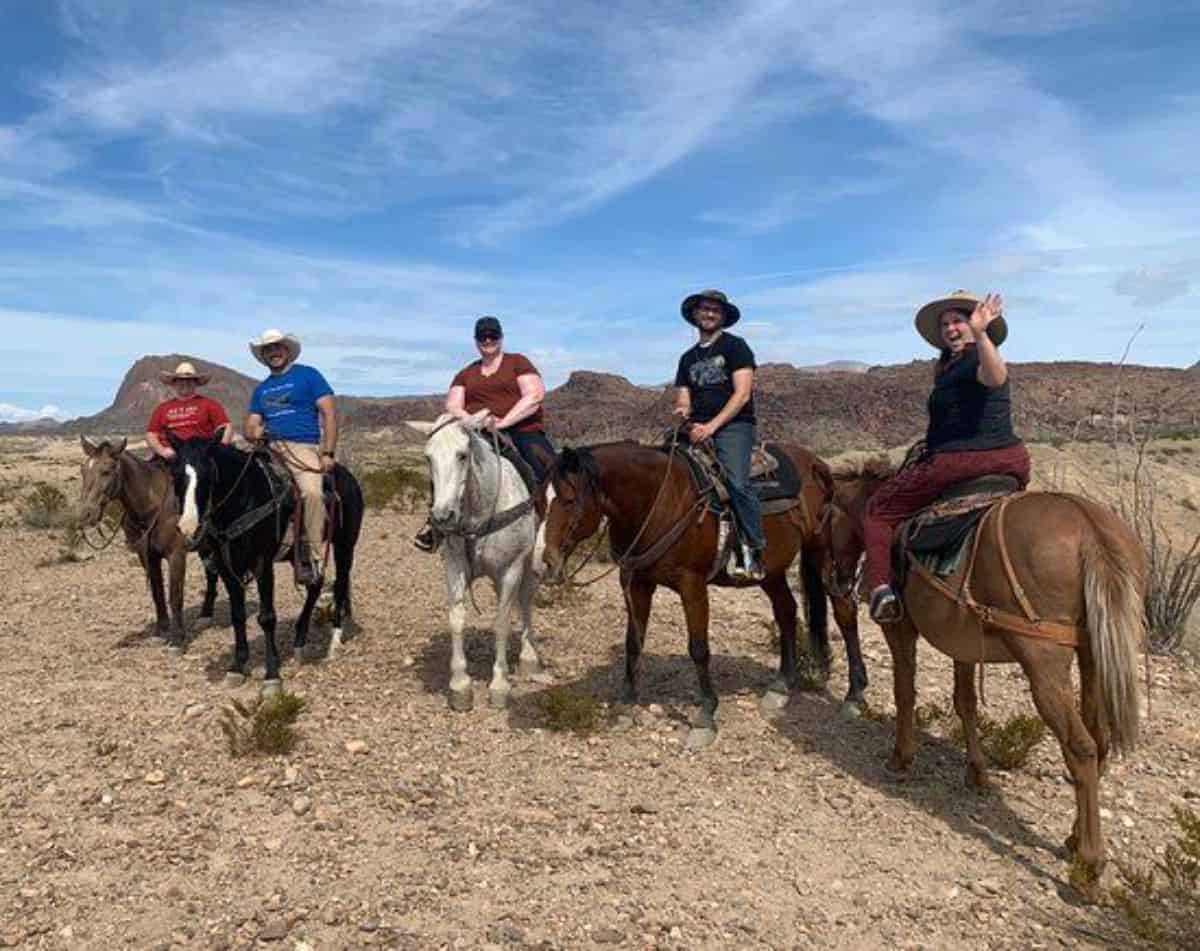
430, 505, 457, 529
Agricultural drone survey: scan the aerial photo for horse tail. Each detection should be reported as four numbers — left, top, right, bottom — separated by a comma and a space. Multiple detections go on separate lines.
1079, 504, 1145, 754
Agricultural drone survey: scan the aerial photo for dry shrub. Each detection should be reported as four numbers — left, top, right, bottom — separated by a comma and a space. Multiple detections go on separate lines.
360, 465, 429, 512
1111, 806, 1200, 948
537, 687, 602, 734
21, 481, 73, 529
219, 691, 306, 757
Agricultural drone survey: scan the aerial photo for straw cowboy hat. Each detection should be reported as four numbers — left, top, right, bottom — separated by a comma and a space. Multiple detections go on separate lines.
248, 329, 302, 367
681, 289, 741, 328
158, 361, 211, 386
914, 289, 1008, 350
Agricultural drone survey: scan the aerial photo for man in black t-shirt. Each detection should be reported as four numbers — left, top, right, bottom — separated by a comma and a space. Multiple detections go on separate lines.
673, 289, 764, 581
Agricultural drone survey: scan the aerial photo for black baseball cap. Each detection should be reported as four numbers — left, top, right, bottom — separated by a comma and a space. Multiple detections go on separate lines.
474, 316, 503, 339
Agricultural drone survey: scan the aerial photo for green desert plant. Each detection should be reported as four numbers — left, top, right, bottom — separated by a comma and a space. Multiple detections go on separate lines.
953, 712, 1047, 769
537, 687, 602, 734
21, 481, 73, 529
219, 691, 307, 757
1111, 806, 1200, 948
360, 465, 429, 511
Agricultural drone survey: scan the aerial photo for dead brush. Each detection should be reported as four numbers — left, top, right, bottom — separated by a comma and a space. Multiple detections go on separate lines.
953, 712, 1046, 769
537, 687, 602, 734
1111, 805, 1200, 948
219, 691, 307, 757
360, 465, 429, 512
21, 481, 73, 529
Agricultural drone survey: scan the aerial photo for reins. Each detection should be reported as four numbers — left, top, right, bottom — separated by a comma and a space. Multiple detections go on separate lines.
81, 453, 169, 554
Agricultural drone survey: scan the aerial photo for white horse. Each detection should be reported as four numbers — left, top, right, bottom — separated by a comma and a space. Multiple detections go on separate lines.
405, 411, 544, 711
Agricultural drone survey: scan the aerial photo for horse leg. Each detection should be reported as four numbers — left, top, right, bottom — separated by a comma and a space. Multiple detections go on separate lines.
619, 575, 655, 706
832, 592, 868, 718
516, 563, 542, 677
800, 552, 831, 684
760, 572, 797, 713
257, 564, 283, 695
146, 552, 170, 637
953, 661, 989, 789
1009, 638, 1104, 883
679, 573, 718, 750
446, 564, 472, 712
294, 581, 321, 656
1077, 644, 1109, 778
330, 533, 356, 651
881, 617, 919, 774
199, 559, 218, 621
224, 572, 250, 686
165, 548, 187, 654
488, 566, 525, 709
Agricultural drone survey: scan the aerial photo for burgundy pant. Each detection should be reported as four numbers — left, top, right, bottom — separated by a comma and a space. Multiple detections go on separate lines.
863, 444, 1032, 590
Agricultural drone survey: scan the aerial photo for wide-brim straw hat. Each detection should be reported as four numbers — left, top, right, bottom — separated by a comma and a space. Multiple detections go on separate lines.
158, 361, 211, 385
681, 289, 741, 328
914, 289, 1008, 350
248, 329, 302, 367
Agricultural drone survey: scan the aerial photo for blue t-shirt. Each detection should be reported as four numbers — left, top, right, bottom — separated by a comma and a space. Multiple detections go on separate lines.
249, 364, 333, 444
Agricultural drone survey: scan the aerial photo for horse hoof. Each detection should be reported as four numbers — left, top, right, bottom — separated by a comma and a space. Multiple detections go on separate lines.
518, 657, 542, 677
224, 672, 247, 688
488, 687, 511, 710
194, 616, 213, 631
330, 628, 344, 652
260, 679, 283, 699
165, 644, 184, 657
448, 687, 474, 713
965, 764, 991, 791
839, 700, 864, 721
685, 727, 718, 751
885, 752, 912, 775
759, 690, 789, 715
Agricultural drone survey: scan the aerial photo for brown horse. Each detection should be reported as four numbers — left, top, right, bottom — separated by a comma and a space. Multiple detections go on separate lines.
823, 455, 1144, 883
78, 437, 218, 650
540, 439, 858, 748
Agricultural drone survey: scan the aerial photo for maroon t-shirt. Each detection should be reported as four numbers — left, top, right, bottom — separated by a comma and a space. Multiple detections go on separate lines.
450, 353, 545, 433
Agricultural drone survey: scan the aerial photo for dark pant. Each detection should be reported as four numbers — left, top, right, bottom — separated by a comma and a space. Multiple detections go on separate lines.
509, 430, 557, 482
712, 420, 764, 551
864, 443, 1032, 589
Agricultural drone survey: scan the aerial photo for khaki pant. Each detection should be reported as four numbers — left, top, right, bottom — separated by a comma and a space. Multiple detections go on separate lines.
276, 441, 325, 557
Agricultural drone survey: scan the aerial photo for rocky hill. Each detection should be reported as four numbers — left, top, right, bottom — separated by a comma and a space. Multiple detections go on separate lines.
64, 354, 1200, 453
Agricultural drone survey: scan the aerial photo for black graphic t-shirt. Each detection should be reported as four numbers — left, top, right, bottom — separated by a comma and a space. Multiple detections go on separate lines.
674, 332, 756, 424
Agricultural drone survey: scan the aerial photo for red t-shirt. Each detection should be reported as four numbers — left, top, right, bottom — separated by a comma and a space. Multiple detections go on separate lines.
147, 396, 231, 442
450, 353, 545, 433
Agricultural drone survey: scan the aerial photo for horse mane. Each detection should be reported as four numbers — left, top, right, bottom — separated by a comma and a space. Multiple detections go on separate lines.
829, 452, 896, 482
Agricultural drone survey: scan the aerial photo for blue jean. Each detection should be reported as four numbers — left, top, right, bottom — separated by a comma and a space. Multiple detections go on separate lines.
712, 420, 764, 550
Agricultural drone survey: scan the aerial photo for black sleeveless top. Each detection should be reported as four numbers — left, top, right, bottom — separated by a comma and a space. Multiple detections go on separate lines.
925, 349, 1020, 454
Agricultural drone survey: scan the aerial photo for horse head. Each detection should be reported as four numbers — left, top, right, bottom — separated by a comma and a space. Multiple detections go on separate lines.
405, 410, 492, 534
540, 445, 604, 583
821, 454, 895, 598
78, 435, 127, 526
170, 432, 223, 547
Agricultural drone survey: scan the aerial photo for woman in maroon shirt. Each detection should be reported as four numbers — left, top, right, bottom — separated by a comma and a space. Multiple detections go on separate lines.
415, 316, 556, 552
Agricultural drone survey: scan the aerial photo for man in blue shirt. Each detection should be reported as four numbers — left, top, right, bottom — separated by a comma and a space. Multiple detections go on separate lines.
246, 329, 337, 586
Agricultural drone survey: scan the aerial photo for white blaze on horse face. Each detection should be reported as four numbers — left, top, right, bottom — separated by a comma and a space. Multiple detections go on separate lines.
178, 464, 200, 538
532, 482, 554, 575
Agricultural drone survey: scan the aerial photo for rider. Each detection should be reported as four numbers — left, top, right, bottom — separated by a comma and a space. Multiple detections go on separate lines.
865, 290, 1032, 623
414, 315, 555, 552
145, 361, 232, 461
245, 329, 337, 586
673, 289, 765, 581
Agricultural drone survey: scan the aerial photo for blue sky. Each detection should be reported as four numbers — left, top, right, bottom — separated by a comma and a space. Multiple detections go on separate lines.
1, 0, 1198, 421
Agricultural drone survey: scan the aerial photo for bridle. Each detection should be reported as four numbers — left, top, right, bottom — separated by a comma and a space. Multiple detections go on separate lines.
81, 452, 167, 554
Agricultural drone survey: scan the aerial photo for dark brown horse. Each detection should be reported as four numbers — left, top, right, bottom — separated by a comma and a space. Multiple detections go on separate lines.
540, 439, 859, 748
78, 436, 218, 649
823, 455, 1144, 885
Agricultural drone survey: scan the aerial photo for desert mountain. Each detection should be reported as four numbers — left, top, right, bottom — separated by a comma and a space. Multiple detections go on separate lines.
66, 354, 1200, 453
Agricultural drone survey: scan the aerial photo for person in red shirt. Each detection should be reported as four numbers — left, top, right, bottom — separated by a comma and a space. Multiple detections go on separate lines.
146, 362, 234, 462
415, 316, 555, 552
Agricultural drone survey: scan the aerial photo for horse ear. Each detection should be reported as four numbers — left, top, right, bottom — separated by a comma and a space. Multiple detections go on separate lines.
114, 437, 127, 455
404, 420, 437, 436
81, 435, 99, 457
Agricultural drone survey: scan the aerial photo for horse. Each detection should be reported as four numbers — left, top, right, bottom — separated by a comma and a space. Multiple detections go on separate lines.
78, 436, 219, 649
539, 437, 841, 749
170, 433, 364, 691
404, 411, 545, 711
822, 454, 1144, 885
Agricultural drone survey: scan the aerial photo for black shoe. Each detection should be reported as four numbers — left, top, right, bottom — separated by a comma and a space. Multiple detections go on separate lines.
869, 584, 903, 623
742, 545, 766, 582
413, 522, 439, 553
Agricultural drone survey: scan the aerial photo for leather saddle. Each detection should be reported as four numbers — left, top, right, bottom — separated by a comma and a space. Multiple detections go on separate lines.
892, 473, 1022, 585
678, 441, 801, 507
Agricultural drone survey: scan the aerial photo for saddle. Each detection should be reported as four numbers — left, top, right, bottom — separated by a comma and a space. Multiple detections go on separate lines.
891, 473, 1022, 587
678, 441, 802, 512
257, 451, 342, 551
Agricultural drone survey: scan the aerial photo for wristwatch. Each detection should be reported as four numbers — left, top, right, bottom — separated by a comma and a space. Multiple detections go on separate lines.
321, 450, 336, 459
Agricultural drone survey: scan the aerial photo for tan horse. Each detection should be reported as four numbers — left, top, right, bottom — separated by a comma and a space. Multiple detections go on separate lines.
823, 455, 1144, 885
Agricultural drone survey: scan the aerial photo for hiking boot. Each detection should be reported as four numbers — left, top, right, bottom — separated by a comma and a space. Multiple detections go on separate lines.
869, 584, 903, 623
728, 544, 766, 582
413, 520, 439, 553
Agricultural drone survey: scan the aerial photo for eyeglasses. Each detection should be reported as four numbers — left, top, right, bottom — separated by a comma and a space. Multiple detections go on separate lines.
694, 305, 724, 317
476, 333, 501, 343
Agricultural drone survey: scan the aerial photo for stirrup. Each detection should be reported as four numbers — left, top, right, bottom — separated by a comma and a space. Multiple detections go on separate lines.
869, 585, 903, 623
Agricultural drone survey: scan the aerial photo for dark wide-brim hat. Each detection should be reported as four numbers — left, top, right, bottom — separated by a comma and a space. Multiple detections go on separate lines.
914, 289, 1008, 350
681, 289, 740, 327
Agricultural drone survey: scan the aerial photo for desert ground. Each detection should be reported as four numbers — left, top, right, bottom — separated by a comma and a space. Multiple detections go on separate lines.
1, 435, 1197, 950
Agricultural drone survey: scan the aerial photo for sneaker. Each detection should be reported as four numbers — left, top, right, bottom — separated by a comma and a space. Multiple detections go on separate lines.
413, 521, 438, 553
869, 584, 903, 623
